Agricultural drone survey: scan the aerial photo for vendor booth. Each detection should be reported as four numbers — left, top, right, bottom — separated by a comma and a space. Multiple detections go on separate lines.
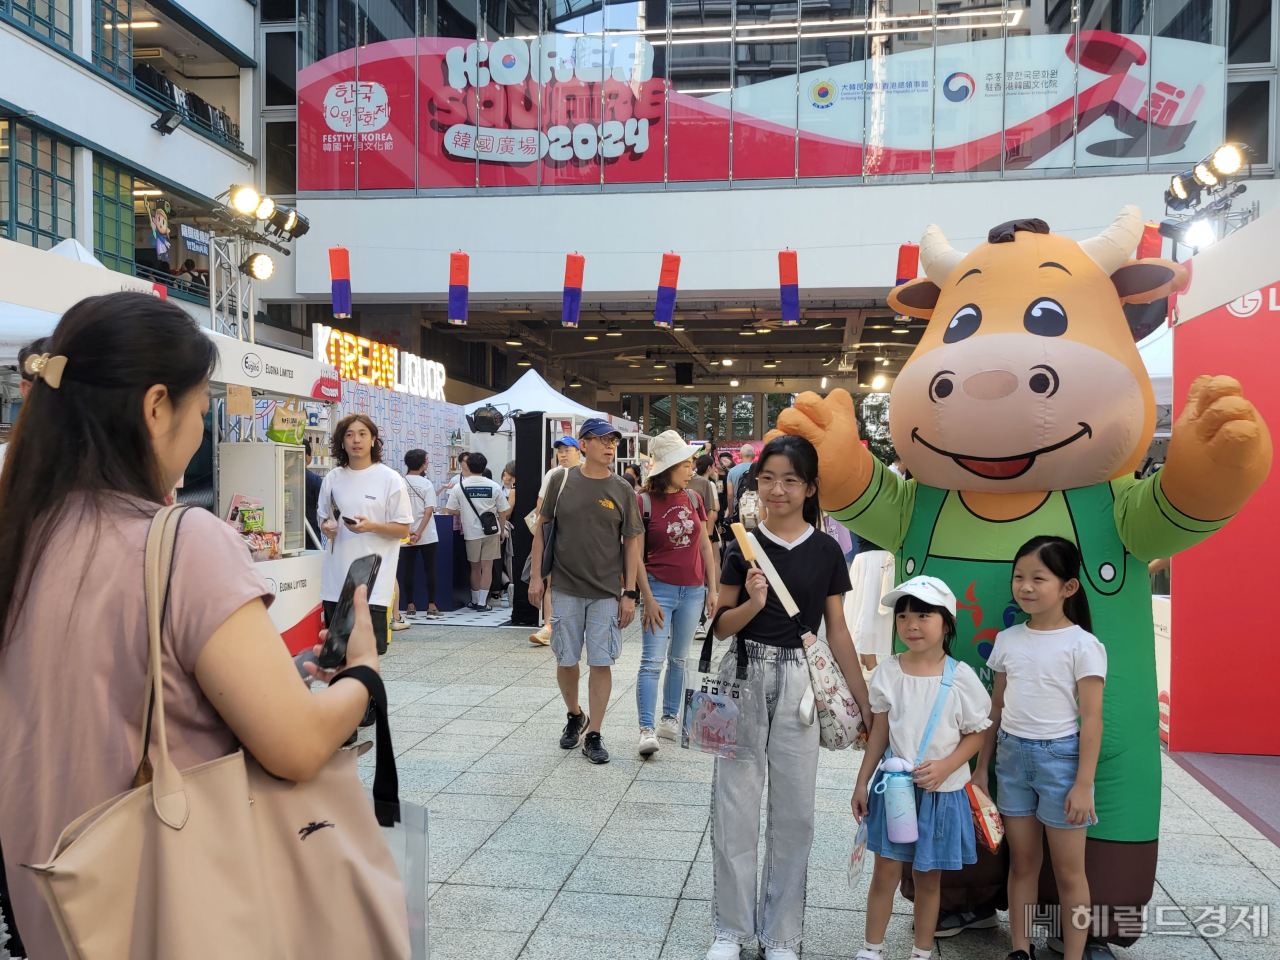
0, 237, 339, 657
1166, 205, 1280, 758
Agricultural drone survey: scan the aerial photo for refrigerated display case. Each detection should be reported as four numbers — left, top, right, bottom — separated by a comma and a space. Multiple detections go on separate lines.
217, 441, 307, 557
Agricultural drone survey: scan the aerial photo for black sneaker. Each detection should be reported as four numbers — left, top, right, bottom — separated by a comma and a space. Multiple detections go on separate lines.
935, 906, 999, 938
582, 731, 610, 764
559, 710, 588, 749
1006, 947, 1037, 960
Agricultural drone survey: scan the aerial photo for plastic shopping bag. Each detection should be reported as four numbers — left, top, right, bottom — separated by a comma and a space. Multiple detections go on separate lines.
681, 634, 761, 763
266, 396, 306, 445
847, 819, 869, 889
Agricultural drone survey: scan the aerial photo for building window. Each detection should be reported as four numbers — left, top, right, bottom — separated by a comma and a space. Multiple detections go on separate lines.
0, 121, 75, 250
93, 157, 136, 272
265, 31, 297, 106
262, 0, 295, 22
1228, 0, 1274, 64
1226, 80, 1273, 165
93, 0, 132, 80
9, 0, 73, 49
265, 121, 297, 196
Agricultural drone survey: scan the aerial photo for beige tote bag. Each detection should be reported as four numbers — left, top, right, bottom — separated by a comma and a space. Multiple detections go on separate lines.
24, 505, 411, 960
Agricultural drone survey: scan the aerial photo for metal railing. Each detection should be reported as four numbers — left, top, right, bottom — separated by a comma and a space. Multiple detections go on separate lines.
132, 75, 243, 152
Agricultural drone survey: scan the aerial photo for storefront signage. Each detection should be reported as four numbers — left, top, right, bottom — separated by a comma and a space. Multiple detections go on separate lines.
210, 330, 342, 402
180, 223, 210, 256
312, 323, 447, 402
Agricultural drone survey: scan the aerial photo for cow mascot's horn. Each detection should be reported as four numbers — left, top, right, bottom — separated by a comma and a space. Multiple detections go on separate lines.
1079, 204, 1145, 275
919, 224, 964, 286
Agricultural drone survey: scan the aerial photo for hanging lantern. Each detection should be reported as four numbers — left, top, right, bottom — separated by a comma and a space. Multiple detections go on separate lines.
448, 251, 469, 326
654, 253, 680, 329
329, 246, 352, 320
562, 253, 584, 328
779, 250, 800, 325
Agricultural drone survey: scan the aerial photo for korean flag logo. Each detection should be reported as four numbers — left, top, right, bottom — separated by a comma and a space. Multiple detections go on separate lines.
943, 72, 975, 103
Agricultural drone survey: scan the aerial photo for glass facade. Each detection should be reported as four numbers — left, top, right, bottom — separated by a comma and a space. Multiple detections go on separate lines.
297, 0, 1239, 191
93, 0, 132, 80
92, 157, 135, 272
0, 121, 75, 249
8, 0, 73, 49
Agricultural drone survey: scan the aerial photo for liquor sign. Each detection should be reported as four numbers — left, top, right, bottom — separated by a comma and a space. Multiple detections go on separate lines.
313, 323, 447, 402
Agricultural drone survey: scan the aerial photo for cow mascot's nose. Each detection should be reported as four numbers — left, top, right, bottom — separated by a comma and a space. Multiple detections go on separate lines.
962, 370, 1019, 400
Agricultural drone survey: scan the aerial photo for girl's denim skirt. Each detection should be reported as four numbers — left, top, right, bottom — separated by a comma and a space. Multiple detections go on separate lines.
865, 771, 977, 872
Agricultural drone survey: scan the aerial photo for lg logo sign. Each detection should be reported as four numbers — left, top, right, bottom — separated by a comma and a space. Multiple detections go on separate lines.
1227, 287, 1280, 318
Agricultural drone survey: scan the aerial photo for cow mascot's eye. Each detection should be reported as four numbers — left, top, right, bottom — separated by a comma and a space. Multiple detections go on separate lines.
943, 304, 982, 343
1024, 297, 1068, 337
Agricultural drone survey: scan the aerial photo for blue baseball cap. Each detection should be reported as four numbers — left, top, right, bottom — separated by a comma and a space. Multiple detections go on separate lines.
578, 417, 622, 441
553, 436, 580, 450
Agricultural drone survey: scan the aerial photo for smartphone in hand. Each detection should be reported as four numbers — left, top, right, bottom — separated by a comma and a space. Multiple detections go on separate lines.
317, 553, 382, 669
342, 516, 358, 527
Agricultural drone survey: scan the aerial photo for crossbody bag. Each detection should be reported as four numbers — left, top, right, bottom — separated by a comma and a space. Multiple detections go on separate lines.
742, 529, 866, 750
460, 479, 501, 536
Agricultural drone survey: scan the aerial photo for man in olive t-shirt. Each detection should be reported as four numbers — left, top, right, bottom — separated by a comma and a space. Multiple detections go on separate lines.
530, 418, 642, 764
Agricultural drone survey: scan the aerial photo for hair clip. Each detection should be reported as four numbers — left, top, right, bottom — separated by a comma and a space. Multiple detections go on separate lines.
23, 353, 68, 389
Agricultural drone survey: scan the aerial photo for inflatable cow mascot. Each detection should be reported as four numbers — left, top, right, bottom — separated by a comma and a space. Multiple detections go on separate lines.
779, 208, 1272, 955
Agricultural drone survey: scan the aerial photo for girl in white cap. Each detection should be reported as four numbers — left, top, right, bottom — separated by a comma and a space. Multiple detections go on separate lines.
852, 576, 993, 960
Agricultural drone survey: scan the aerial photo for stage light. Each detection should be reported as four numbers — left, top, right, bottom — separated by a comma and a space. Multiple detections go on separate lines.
269, 206, 310, 238
1193, 162, 1218, 187
229, 185, 261, 215
1166, 172, 1201, 211
872, 375, 886, 390
255, 196, 277, 220
1210, 143, 1244, 176
239, 252, 275, 280
1183, 220, 1216, 248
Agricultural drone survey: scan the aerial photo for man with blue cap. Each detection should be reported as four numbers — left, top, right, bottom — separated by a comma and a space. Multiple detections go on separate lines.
529, 436, 583, 645
530, 418, 643, 764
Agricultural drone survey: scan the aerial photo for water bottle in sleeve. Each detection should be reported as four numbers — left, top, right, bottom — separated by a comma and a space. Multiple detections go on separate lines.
874, 757, 919, 843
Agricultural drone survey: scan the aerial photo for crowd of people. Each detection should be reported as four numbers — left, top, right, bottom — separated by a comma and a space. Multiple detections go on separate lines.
0, 293, 1110, 960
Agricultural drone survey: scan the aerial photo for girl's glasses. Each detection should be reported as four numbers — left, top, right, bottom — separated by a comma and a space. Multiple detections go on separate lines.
757, 475, 805, 491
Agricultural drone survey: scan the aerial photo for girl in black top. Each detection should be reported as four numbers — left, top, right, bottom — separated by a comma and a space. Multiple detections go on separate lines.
705, 435, 871, 960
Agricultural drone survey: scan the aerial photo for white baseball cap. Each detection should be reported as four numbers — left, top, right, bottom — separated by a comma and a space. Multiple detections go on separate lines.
880, 576, 957, 617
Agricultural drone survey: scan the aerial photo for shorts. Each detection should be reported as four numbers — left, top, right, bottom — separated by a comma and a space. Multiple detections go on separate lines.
995, 729, 1095, 830
550, 593, 623, 668
465, 534, 501, 563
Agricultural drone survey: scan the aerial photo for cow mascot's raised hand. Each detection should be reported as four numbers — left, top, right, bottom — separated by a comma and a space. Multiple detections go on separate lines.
779, 208, 1271, 957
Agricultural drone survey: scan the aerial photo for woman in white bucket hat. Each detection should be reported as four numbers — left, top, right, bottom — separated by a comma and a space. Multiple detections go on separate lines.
634, 430, 717, 757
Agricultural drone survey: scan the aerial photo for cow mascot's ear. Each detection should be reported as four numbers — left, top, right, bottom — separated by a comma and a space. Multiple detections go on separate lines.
888, 222, 967, 319
889, 278, 941, 318
1110, 259, 1190, 304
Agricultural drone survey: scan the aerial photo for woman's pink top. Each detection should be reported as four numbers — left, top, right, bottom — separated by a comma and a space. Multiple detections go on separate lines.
0, 498, 271, 960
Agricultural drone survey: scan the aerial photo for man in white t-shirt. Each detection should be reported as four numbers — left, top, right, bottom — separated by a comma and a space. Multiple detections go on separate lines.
317, 414, 412, 656
397, 448, 442, 620
442, 451, 511, 611
529, 436, 582, 644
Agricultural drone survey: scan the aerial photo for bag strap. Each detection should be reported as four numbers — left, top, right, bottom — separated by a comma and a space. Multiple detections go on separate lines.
914, 656, 957, 767
745, 532, 801, 619
696, 626, 748, 681
551, 467, 570, 519
140, 504, 192, 830
331, 665, 401, 827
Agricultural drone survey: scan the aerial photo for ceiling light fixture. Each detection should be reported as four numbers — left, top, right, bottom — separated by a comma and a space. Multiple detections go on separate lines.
882, 359, 890, 366
683, 384, 695, 389
583, 334, 599, 340
606, 322, 622, 337
722, 358, 733, 367
891, 327, 910, 335
763, 358, 778, 368
568, 377, 582, 388
729, 379, 740, 387
822, 357, 836, 366
814, 322, 832, 330
821, 376, 828, 389
654, 360, 668, 368
739, 323, 756, 336
516, 355, 532, 366
132, 188, 163, 196
775, 378, 785, 387
505, 337, 523, 346
654, 377, 666, 382
872, 375, 887, 390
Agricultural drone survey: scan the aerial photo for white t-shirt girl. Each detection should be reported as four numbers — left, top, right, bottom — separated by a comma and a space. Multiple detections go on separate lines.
317, 463, 412, 606
868, 655, 993, 793
987, 623, 1107, 740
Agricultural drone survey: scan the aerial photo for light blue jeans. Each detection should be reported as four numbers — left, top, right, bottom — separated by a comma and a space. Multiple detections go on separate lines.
636, 575, 706, 729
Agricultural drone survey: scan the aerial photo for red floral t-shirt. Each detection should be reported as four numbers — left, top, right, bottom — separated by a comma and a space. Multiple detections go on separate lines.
639, 489, 707, 587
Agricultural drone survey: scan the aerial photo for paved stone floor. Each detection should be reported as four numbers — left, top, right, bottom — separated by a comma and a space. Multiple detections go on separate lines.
360, 617, 1280, 960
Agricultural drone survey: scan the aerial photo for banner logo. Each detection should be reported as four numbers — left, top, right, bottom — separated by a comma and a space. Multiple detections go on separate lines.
1227, 290, 1263, 317
809, 79, 837, 109
943, 72, 975, 102
324, 81, 390, 133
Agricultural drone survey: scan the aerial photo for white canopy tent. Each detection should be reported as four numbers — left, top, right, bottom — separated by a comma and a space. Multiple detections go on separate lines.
463, 368, 607, 421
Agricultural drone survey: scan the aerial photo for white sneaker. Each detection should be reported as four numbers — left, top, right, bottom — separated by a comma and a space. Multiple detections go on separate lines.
855, 952, 883, 960
657, 716, 680, 740
638, 728, 659, 757
529, 626, 551, 645
764, 949, 799, 960
705, 940, 740, 960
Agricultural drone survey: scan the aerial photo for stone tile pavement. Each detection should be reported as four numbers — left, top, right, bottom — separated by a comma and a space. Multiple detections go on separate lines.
358, 618, 1280, 960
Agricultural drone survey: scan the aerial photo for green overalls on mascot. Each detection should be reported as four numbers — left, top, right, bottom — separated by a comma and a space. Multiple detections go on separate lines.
778, 208, 1272, 954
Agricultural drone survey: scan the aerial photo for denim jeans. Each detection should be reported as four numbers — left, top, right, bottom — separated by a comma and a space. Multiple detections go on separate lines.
636, 575, 706, 729
711, 640, 820, 950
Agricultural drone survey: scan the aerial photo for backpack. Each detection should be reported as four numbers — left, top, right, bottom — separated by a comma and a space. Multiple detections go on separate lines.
640, 489, 703, 561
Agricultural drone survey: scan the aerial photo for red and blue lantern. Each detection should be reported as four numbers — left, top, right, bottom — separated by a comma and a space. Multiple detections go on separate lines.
895, 242, 920, 287
563, 253, 584, 328
329, 246, 352, 319
779, 250, 800, 325
448, 251, 469, 326
654, 253, 680, 328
